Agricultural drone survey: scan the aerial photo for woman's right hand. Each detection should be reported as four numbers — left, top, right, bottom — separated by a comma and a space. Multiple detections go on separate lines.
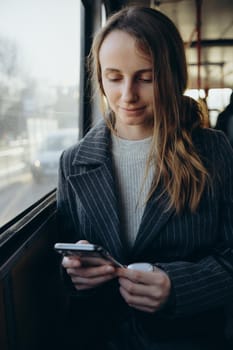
61, 240, 117, 290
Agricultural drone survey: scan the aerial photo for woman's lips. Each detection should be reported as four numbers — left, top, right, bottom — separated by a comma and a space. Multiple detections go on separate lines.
120, 106, 145, 113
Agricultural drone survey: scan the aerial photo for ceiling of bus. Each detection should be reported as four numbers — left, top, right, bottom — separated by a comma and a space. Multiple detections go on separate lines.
112, 0, 233, 89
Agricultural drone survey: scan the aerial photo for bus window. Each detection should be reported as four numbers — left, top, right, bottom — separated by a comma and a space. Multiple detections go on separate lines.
0, 0, 83, 228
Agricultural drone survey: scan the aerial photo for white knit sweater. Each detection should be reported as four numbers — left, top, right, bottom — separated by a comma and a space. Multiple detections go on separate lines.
111, 134, 154, 249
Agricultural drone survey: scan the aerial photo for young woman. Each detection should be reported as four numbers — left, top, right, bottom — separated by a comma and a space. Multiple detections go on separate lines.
57, 6, 233, 349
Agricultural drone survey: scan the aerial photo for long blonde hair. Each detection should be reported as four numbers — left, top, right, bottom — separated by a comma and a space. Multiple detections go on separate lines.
89, 6, 210, 213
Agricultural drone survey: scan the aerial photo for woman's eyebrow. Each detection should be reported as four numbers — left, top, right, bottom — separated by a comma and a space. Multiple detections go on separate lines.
136, 69, 153, 74
104, 68, 152, 73
104, 68, 121, 73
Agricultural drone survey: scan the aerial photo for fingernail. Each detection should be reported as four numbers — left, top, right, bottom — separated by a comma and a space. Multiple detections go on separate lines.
106, 265, 114, 272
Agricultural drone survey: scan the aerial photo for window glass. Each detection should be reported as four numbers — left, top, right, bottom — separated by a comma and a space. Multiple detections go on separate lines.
101, 2, 107, 27
185, 88, 232, 127
0, 0, 82, 227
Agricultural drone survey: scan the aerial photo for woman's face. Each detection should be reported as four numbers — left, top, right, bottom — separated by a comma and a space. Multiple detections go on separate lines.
99, 30, 154, 140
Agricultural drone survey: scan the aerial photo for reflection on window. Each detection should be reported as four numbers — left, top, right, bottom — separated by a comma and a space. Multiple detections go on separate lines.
0, 0, 82, 227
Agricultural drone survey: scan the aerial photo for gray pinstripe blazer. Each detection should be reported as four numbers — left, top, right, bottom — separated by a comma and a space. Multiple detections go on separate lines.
57, 120, 233, 348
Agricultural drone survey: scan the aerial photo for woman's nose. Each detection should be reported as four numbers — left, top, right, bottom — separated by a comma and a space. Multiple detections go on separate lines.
121, 80, 138, 102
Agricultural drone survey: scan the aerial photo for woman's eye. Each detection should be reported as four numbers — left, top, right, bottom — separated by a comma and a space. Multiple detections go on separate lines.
138, 77, 152, 82
107, 76, 122, 82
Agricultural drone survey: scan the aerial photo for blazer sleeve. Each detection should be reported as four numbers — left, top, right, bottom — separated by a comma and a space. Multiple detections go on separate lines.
56, 150, 80, 242
56, 149, 117, 299
56, 149, 85, 295
159, 132, 233, 317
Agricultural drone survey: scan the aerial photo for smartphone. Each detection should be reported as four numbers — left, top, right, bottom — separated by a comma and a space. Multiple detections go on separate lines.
54, 242, 125, 268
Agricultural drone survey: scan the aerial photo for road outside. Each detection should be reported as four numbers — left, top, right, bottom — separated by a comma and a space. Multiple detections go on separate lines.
0, 172, 56, 228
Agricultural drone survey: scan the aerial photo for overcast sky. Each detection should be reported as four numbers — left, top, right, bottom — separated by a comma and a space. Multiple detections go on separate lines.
0, 0, 81, 86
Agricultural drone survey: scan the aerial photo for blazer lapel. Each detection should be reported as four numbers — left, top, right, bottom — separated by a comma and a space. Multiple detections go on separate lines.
68, 122, 127, 263
132, 181, 175, 259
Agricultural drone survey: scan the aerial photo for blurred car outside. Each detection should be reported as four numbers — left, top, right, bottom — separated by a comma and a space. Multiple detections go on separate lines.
30, 128, 78, 182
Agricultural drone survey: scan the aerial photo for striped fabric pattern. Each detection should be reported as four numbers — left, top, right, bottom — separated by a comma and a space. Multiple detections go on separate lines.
57, 119, 233, 318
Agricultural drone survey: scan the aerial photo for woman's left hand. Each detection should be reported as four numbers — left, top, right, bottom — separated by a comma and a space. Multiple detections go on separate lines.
116, 266, 171, 313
